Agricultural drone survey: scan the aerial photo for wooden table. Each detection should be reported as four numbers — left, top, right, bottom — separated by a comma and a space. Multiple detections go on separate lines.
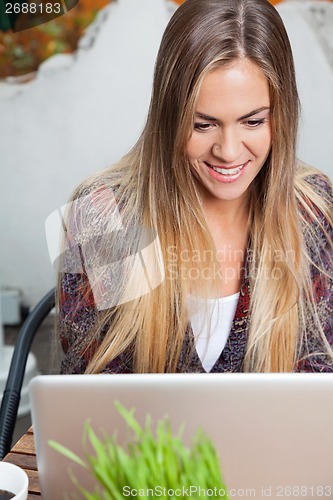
3, 427, 41, 498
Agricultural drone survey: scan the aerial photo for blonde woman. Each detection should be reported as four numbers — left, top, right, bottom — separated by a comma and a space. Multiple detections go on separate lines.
59, 0, 333, 374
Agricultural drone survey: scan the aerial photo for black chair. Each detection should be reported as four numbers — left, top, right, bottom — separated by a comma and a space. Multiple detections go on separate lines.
0, 288, 56, 459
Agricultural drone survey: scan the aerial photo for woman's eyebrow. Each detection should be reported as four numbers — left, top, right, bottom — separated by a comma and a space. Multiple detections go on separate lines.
195, 106, 270, 123
239, 107, 270, 120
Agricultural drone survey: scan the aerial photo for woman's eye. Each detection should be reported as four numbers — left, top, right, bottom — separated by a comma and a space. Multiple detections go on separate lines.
194, 122, 213, 131
245, 119, 265, 128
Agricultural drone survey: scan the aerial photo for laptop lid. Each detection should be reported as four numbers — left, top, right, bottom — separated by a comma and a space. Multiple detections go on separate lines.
30, 373, 333, 499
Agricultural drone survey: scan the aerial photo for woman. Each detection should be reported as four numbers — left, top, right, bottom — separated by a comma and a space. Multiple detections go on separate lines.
59, 0, 333, 374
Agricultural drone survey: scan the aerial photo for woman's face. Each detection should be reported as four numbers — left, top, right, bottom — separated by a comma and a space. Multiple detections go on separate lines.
186, 59, 272, 210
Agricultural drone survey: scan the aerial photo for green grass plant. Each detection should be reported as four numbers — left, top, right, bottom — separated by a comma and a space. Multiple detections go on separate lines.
49, 401, 228, 499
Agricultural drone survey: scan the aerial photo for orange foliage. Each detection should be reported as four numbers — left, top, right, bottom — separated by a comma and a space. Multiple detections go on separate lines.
0, 0, 110, 78
1, 0, 333, 79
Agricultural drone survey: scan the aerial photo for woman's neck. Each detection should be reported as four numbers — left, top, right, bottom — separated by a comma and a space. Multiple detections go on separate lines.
203, 196, 250, 238
198, 197, 249, 297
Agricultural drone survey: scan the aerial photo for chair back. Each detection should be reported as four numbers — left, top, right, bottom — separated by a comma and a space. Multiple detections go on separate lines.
0, 288, 56, 459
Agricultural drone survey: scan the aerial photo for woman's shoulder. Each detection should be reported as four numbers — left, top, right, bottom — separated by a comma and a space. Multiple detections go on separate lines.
295, 162, 333, 201
70, 171, 121, 212
64, 171, 124, 245
295, 163, 333, 224
295, 164, 333, 272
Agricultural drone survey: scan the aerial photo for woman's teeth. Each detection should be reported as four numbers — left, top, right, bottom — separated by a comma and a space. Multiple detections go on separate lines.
211, 163, 245, 175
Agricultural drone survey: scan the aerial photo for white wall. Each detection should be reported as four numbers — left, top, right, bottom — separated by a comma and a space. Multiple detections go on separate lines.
277, 0, 333, 178
1, 0, 332, 306
0, 0, 175, 306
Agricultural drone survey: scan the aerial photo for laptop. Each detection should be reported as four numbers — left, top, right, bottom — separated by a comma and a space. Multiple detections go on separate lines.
30, 373, 333, 499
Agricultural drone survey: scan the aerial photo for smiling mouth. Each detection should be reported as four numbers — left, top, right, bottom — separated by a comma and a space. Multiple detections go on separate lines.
205, 161, 248, 175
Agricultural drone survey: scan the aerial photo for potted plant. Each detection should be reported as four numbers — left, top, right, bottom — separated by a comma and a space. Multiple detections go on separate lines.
49, 401, 229, 499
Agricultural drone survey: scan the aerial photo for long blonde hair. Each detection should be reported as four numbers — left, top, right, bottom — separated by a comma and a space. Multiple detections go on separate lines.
60, 0, 333, 373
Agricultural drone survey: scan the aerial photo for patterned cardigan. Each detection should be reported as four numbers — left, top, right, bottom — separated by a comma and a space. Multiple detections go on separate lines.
59, 174, 333, 374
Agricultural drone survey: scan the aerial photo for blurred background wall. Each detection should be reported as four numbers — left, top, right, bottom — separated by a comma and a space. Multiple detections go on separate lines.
276, 1, 333, 175
0, 0, 333, 310
0, 0, 176, 309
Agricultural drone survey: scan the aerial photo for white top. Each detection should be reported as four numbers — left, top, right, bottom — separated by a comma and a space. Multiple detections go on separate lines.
187, 292, 240, 372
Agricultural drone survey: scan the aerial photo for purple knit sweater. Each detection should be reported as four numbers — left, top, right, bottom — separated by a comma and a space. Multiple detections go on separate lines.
59, 174, 333, 374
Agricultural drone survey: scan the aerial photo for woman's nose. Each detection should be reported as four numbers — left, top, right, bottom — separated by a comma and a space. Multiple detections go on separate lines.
212, 129, 242, 163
